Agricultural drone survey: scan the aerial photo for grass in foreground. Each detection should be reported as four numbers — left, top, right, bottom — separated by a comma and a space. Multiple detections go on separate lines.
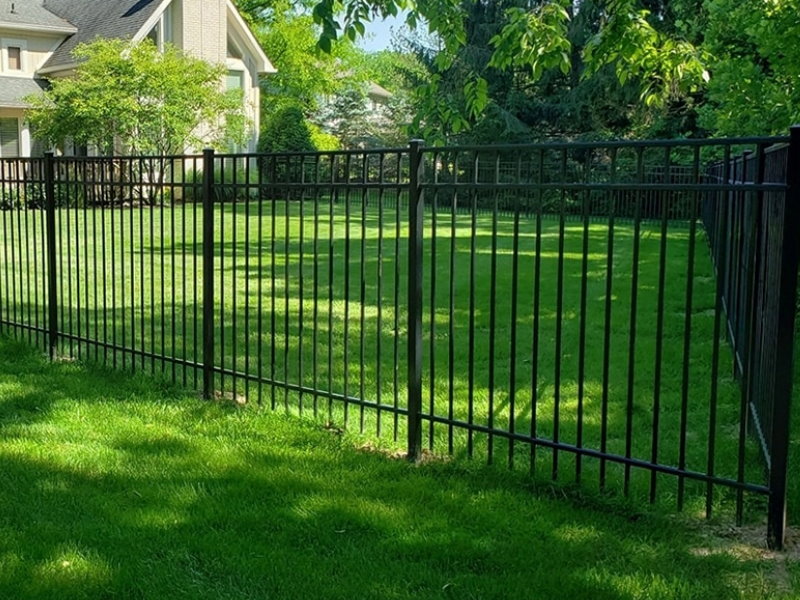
0, 336, 797, 600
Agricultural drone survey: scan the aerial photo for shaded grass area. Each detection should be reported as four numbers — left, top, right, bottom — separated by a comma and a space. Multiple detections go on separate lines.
0, 199, 769, 519
0, 336, 796, 600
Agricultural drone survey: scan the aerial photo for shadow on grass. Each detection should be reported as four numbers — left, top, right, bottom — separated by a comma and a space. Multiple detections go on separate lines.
0, 337, 785, 600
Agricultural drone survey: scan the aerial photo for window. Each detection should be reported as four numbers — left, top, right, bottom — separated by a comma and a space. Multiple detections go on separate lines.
226, 70, 244, 91
145, 7, 173, 51
227, 37, 243, 60
7, 46, 21, 70
2, 40, 25, 72
0, 118, 20, 158
162, 5, 173, 44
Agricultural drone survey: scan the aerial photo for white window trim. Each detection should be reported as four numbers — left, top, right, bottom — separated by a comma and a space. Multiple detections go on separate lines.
0, 117, 22, 158
1, 38, 27, 73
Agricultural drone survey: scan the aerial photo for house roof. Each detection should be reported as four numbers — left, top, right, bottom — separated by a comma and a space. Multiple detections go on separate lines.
367, 82, 392, 100
0, 1, 77, 33
0, 77, 49, 108
41, 0, 165, 72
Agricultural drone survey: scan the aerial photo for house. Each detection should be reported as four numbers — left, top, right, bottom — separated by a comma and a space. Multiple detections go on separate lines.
0, 0, 275, 158
316, 79, 396, 149
366, 81, 392, 112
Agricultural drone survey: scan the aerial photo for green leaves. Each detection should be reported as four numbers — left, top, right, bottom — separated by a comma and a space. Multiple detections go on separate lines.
463, 76, 489, 120
26, 39, 248, 155
698, 0, 800, 135
488, 3, 572, 80
582, 2, 707, 109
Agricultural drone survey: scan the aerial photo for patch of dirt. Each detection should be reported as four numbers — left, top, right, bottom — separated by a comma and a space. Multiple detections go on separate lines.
53, 355, 77, 364
689, 524, 800, 595
323, 422, 344, 435
212, 390, 247, 406
356, 442, 450, 464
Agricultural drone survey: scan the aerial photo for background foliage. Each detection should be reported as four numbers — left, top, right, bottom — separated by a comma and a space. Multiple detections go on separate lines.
27, 39, 247, 155
239, 0, 798, 149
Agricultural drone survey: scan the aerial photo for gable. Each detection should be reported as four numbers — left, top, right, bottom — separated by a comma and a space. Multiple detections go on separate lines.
41, 0, 166, 72
38, 0, 274, 75
226, 0, 274, 74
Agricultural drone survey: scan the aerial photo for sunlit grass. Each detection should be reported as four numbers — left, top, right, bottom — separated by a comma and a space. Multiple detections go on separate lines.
0, 337, 795, 600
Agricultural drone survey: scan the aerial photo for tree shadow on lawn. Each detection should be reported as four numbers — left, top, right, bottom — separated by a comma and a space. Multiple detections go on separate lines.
0, 337, 788, 600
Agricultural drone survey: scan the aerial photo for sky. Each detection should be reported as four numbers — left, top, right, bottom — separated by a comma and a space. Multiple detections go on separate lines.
357, 13, 408, 53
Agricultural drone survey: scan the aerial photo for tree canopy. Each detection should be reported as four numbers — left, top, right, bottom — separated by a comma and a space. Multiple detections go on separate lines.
303, 0, 797, 142
27, 38, 247, 155
229, 0, 800, 148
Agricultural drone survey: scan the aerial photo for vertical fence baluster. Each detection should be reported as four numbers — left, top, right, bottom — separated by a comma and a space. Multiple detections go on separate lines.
508, 155, 522, 470
553, 148, 567, 481
45, 152, 58, 359
576, 149, 591, 483
407, 139, 424, 461
530, 149, 544, 475
767, 125, 800, 549
467, 152, 478, 459
650, 146, 671, 504
202, 148, 215, 400
624, 147, 644, 496
677, 146, 700, 510
736, 146, 762, 525
359, 153, 367, 433
428, 151, 438, 451
599, 147, 616, 489
448, 153, 458, 455
706, 144, 731, 517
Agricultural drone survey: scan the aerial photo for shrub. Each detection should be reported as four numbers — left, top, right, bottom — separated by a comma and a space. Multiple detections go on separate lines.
258, 106, 316, 154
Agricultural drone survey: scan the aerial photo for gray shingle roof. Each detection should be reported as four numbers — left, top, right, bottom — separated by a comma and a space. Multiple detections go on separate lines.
0, 1, 76, 31
42, 0, 163, 71
0, 76, 49, 107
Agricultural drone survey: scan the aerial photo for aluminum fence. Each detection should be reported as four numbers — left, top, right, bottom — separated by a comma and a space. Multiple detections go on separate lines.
0, 131, 797, 548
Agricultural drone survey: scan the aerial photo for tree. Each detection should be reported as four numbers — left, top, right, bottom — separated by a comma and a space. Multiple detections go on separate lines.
258, 105, 316, 152
311, 0, 708, 125
234, 0, 369, 119
316, 85, 375, 148
698, 0, 800, 135
27, 38, 247, 155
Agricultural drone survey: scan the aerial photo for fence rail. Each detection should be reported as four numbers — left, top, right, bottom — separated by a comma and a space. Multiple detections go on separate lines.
0, 131, 797, 548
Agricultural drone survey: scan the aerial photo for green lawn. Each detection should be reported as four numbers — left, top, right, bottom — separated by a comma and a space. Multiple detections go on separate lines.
0, 198, 772, 519
0, 336, 796, 600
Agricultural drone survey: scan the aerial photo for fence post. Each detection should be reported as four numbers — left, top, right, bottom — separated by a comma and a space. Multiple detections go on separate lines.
202, 149, 215, 400
44, 152, 58, 360
767, 125, 800, 549
407, 140, 424, 461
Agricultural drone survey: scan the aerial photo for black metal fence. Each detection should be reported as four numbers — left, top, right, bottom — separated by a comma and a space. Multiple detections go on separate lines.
0, 132, 797, 548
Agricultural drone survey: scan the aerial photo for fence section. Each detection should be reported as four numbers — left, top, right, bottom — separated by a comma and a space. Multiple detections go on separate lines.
0, 133, 797, 548
704, 134, 800, 546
